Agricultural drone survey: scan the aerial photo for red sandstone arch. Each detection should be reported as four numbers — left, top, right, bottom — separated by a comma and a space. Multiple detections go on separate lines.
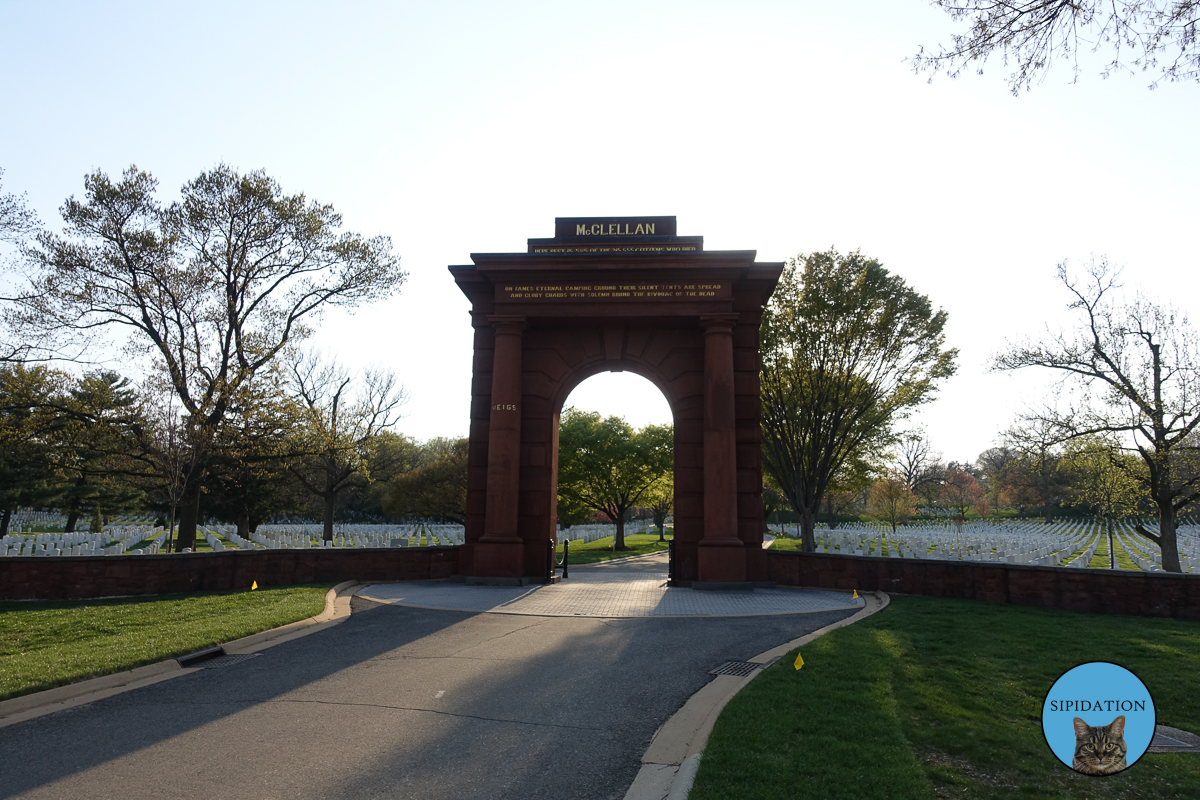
449, 217, 782, 586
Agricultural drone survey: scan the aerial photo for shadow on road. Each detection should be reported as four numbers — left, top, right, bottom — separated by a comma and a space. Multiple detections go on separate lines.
0, 594, 859, 800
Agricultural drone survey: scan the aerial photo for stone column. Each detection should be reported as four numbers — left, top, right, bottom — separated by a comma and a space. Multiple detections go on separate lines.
475, 315, 527, 579
697, 314, 746, 583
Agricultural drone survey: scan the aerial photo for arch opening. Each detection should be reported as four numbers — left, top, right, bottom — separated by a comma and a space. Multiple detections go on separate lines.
553, 369, 676, 554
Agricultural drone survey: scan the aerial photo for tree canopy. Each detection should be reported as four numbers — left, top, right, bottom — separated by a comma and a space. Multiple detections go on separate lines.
913, 1, 1200, 93
760, 248, 957, 552
287, 351, 406, 539
384, 436, 468, 523
556, 408, 672, 550
993, 257, 1200, 571
0, 168, 39, 247
869, 477, 918, 533
11, 165, 405, 549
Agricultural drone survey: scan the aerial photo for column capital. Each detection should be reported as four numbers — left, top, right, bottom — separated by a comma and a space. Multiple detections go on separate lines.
699, 313, 739, 334
488, 315, 527, 335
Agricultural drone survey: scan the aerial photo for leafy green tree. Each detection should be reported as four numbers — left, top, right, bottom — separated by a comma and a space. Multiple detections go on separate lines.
760, 249, 958, 552
556, 408, 672, 550
51, 371, 151, 532
384, 436, 469, 523
344, 431, 423, 521
1061, 436, 1148, 563
555, 494, 594, 529
761, 477, 787, 528
869, 477, 918, 533
913, 1, 1200, 94
14, 165, 405, 550
994, 257, 1200, 571
0, 365, 64, 534
643, 474, 674, 541
976, 445, 1018, 510
823, 455, 876, 529
1000, 416, 1069, 522
204, 367, 304, 537
940, 469, 988, 519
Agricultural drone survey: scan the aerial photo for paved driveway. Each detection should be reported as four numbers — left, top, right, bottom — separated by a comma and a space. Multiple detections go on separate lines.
1, 563, 858, 800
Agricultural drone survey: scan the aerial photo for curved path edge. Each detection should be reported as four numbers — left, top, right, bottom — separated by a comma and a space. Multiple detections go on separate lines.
0, 580, 362, 730
623, 591, 892, 800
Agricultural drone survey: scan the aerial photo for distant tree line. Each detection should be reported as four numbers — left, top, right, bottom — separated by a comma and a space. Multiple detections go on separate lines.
0, 361, 469, 541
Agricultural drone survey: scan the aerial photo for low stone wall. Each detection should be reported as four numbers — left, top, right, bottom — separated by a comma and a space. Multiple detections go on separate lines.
0, 547, 460, 601
767, 550, 1200, 620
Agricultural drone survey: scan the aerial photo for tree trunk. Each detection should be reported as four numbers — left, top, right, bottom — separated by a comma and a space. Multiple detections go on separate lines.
236, 509, 250, 539
64, 505, 80, 534
175, 476, 202, 551
1156, 498, 1182, 572
323, 492, 336, 542
799, 506, 817, 552
614, 512, 627, 550
321, 462, 336, 544
0, 507, 11, 537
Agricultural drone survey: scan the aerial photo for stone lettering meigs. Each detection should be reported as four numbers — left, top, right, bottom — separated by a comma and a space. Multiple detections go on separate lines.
448, 217, 783, 586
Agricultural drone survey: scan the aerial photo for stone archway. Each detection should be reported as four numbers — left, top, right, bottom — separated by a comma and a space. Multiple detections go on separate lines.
449, 217, 782, 586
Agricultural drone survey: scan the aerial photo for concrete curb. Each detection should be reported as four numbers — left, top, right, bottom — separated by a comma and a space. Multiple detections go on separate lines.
623, 591, 891, 800
0, 580, 361, 729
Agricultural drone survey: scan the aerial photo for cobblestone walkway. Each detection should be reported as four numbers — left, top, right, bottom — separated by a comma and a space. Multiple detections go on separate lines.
358, 553, 863, 618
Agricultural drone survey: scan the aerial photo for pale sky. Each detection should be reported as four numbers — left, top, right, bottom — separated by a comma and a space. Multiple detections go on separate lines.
2, 1, 1197, 464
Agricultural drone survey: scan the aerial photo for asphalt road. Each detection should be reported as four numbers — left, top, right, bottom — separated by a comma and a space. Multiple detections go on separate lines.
1, 598, 857, 800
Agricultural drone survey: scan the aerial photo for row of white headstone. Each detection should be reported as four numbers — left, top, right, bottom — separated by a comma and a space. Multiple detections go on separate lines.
768, 520, 1200, 573
0, 525, 166, 557
6, 510, 156, 534
769, 520, 1094, 566
246, 523, 467, 549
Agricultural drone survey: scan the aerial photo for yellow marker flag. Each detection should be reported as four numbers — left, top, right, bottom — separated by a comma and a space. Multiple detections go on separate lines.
852, 589, 859, 599
251, 581, 258, 590
794, 651, 804, 670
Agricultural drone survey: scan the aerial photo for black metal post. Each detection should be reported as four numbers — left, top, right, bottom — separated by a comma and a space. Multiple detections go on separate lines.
547, 539, 553, 582
562, 539, 569, 579
668, 538, 674, 583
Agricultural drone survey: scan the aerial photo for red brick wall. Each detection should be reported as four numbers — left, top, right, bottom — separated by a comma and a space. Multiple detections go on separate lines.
0, 548, 460, 601
767, 550, 1200, 619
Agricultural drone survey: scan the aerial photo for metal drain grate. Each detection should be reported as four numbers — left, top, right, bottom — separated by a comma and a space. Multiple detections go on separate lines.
1149, 726, 1200, 753
197, 653, 261, 669
708, 660, 762, 678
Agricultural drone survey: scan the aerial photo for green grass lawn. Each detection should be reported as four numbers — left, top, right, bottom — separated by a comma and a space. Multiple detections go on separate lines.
1112, 534, 1146, 572
0, 584, 333, 701
556, 531, 670, 564
1087, 524, 1112, 568
767, 535, 804, 552
769, 534, 889, 554
690, 595, 1200, 800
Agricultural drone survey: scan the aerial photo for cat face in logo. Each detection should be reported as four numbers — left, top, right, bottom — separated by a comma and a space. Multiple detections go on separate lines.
1072, 715, 1127, 775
